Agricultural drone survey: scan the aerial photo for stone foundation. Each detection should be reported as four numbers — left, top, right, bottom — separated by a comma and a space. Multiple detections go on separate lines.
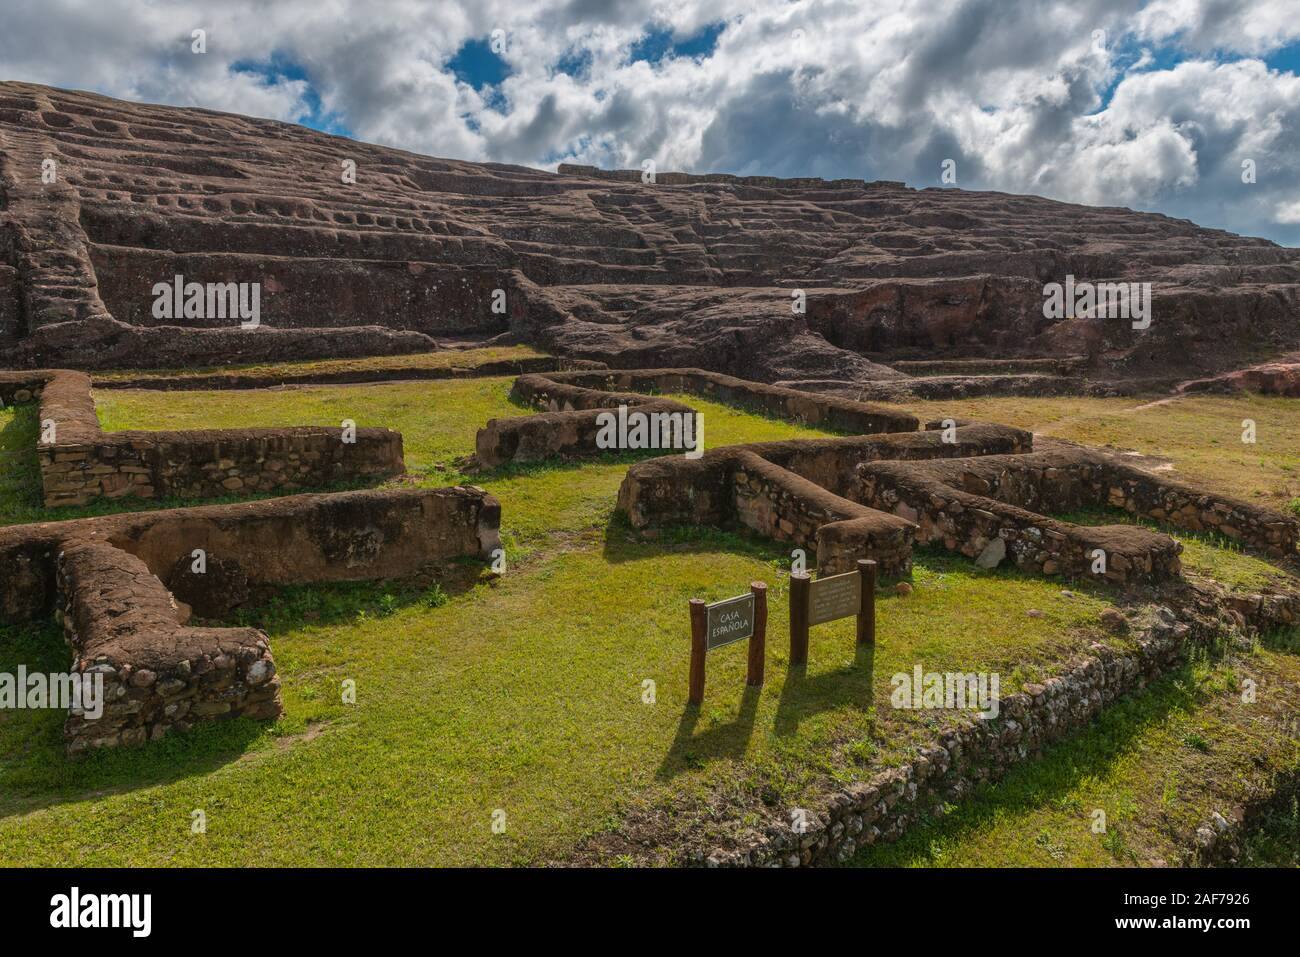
0, 485, 501, 752
856, 445, 1297, 583
2, 369, 404, 507
617, 425, 1031, 576
476, 367, 919, 468
858, 460, 1183, 586
58, 540, 281, 754
707, 607, 1205, 867
512, 368, 920, 434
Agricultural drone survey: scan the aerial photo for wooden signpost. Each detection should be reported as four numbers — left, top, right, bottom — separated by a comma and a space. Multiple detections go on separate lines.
688, 581, 768, 704
789, 559, 877, 666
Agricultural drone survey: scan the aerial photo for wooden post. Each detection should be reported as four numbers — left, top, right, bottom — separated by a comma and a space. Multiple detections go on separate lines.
747, 581, 767, 686
856, 559, 877, 646
688, 598, 707, 705
789, 571, 810, 666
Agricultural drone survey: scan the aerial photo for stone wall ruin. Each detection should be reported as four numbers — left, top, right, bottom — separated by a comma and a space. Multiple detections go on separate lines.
478, 369, 1298, 585
2, 369, 403, 507
0, 486, 502, 752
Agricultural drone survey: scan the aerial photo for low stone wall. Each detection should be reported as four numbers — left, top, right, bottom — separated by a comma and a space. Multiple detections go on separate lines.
616, 427, 1030, 576
1, 485, 501, 753
733, 451, 916, 575
477, 368, 920, 468
513, 368, 919, 434
0, 369, 53, 406
707, 607, 1205, 866
748, 423, 1031, 497
616, 451, 735, 530
8, 369, 404, 507
58, 540, 282, 754
1102, 457, 1299, 557
869, 446, 1298, 558
858, 458, 1183, 585
0, 486, 502, 623
477, 396, 695, 467
617, 427, 1030, 528
94, 355, 606, 392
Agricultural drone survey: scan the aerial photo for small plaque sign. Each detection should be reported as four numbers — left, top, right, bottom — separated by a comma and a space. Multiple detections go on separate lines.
705, 593, 756, 650
808, 570, 862, 626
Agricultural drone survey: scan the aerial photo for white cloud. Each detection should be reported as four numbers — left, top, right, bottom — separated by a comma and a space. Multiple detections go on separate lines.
0, 0, 1297, 243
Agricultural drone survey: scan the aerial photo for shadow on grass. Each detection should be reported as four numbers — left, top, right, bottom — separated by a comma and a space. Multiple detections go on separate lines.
469, 446, 674, 485
0, 620, 271, 820
774, 643, 876, 738
221, 563, 490, 635
1259, 625, 1300, 656
2, 464, 387, 530
851, 660, 1208, 867
657, 685, 763, 781
0, 405, 42, 525
598, 515, 794, 570
655, 643, 877, 782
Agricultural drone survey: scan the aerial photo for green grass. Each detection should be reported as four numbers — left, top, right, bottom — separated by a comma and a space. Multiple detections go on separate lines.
0, 383, 1296, 865
0, 528, 1123, 866
91, 380, 856, 548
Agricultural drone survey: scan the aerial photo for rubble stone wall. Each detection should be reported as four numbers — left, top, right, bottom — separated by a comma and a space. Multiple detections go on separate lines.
711, 609, 1204, 866
58, 540, 282, 754
9, 369, 404, 507
0, 486, 502, 623
478, 368, 921, 469
749, 423, 1031, 497
1, 485, 501, 753
858, 459, 1184, 584
872, 446, 1298, 558
476, 396, 695, 467
732, 450, 915, 575
512, 368, 919, 434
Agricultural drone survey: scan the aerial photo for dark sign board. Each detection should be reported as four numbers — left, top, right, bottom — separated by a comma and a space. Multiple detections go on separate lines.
705, 593, 756, 650
808, 570, 862, 626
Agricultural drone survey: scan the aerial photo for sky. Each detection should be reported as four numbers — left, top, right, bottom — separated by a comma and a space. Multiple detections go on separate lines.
2, 0, 1298, 244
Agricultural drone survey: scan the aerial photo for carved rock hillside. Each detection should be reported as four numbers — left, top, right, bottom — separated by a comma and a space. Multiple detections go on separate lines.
2, 80, 1297, 384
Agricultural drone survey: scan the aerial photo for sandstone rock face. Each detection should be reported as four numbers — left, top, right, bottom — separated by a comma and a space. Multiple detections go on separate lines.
1180, 357, 1300, 397
2, 81, 1298, 380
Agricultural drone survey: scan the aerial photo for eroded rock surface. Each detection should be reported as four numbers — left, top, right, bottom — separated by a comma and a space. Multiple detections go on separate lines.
2, 81, 1298, 383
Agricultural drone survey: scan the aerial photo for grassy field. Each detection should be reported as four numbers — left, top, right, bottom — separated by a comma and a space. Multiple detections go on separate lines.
0, 381, 1296, 865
